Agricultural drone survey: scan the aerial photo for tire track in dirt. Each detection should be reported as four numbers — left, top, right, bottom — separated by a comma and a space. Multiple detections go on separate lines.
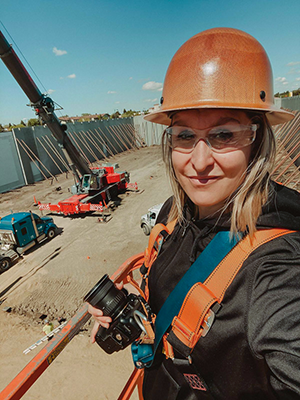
0, 218, 97, 302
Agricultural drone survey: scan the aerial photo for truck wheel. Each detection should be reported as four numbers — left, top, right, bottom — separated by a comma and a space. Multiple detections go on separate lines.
47, 228, 56, 239
142, 223, 151, 236
0, 258, 11, 272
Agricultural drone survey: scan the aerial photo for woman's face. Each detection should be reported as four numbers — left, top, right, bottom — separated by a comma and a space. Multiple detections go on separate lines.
171, 109, 253, 218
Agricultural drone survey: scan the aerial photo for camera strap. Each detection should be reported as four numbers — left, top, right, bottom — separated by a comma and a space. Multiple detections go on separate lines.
132, 228, 293, 368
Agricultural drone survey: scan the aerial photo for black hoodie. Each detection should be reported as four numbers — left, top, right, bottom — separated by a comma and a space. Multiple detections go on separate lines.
143, 182, 300, 400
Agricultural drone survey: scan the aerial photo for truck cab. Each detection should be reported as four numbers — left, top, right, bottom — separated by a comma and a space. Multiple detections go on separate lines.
0, 212, 57, 272
140, 204, 163, 235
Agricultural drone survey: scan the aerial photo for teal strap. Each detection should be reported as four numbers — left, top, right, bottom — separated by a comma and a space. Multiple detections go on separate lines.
153, 230, 239, 356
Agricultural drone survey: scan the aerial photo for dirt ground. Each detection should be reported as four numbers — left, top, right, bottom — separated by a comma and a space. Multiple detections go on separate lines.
0, 145, 172, 399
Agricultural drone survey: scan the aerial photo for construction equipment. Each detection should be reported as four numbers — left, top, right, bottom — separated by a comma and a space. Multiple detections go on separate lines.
0, 31, 137, 216
0, 211, 57, 272
37, 162, 134, 216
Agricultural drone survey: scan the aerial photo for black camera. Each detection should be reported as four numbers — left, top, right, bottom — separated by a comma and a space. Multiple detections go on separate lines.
84, 274, 149, 354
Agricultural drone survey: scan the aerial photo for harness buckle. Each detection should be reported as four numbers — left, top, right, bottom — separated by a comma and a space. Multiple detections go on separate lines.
162, 334, 175, 360
201, 309, 215, 337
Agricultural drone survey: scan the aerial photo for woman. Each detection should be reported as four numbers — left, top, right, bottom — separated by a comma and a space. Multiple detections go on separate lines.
89, 28, 300, 399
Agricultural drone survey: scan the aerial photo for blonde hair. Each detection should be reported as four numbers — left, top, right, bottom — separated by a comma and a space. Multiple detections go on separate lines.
162, 113, 276, 237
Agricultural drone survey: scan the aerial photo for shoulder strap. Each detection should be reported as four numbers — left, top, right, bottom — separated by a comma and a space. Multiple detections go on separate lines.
142, 220, 176, 300
153, 231, 239, 352
132, 229, 239, 369
166, 228, 294, 359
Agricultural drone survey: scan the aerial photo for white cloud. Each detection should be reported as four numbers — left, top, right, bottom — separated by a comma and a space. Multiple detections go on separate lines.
67, 74, 76, 79
142, 81, 163, 91
283, 82, 288, 85
144, 98, 158, 102
275, 77, 287, 83
287, 61, 300, 66
107, 91, 116, 94
129, 77, 133, 80
115, 101, 120, 104
53, 47, 67, 56
46, 89, 55, 94
296, 77, 300, 81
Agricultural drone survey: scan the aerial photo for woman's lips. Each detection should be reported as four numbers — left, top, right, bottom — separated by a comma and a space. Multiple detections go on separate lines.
189, 176, 219, 185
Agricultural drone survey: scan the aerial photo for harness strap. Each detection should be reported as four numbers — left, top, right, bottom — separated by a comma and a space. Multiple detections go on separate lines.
132, 230, 239, 368
167, 228, 294, 358
142, 220, 177, 300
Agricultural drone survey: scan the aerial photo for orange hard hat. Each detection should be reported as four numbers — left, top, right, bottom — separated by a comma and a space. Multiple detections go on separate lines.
145, 27, 294, 126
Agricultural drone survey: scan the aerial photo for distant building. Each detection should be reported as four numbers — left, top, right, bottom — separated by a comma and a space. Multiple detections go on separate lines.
59, 114, 109, 123
148, 104, 160, 113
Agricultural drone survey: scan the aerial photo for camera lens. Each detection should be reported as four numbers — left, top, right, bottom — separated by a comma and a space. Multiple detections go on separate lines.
84, 274, 128, 320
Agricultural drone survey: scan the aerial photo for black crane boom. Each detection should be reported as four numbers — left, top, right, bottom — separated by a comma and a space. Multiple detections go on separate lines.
0, 30, 91, 179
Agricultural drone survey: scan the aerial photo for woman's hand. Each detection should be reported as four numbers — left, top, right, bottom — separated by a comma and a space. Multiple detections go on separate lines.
88, 304, 112, 343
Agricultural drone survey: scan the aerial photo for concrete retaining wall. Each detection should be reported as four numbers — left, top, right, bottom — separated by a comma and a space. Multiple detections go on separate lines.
0, 116, 164, 193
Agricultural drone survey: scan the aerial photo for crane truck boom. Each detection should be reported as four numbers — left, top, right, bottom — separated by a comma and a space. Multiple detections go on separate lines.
0, 31, 90, 183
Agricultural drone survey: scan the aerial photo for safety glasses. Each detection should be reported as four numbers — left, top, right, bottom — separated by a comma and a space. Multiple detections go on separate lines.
166, 124, 258, 153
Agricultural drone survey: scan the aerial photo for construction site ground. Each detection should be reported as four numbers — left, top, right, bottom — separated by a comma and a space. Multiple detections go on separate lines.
0, 145, 172, 400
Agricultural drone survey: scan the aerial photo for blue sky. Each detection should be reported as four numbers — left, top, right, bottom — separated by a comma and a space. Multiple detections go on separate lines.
1, 0, 300, 125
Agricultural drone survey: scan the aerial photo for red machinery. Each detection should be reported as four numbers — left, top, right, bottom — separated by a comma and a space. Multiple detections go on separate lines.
37, 164, 138, 216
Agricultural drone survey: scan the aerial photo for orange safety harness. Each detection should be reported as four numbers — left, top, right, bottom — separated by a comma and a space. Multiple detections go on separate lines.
133, 222, 294, 361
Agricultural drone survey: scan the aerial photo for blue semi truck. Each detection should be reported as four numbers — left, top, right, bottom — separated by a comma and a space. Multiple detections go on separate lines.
0, 212, 57, 272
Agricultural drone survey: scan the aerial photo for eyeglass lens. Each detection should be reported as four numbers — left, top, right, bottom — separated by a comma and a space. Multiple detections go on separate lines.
167, 124, 258, 153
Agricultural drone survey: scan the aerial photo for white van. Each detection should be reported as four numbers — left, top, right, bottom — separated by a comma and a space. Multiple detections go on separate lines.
140, 204, 163, 235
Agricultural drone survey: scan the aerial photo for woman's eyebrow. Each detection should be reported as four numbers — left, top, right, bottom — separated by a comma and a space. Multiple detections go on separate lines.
216, 117, 241, 125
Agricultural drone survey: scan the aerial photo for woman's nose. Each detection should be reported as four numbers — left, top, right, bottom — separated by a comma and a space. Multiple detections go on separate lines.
190, 139, 214, 171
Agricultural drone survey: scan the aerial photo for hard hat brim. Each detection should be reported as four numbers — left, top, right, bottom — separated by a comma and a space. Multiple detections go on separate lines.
144, 105, 295, 126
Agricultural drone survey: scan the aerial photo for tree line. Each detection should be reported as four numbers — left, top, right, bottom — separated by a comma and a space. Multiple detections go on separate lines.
0, 109, 148, 132
274, 88, 300, 98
